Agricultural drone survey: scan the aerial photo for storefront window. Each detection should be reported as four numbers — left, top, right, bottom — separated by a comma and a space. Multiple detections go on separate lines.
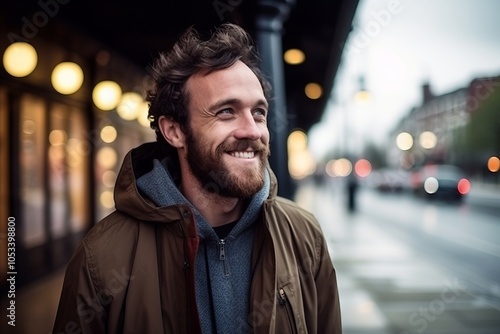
19, 95, 47, 248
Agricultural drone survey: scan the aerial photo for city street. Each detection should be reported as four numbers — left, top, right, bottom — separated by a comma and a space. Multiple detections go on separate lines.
295, 178, 500, 334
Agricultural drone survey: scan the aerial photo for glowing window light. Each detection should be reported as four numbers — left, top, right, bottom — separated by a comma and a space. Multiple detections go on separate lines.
92, 80, 122, 111
96, 146, 117, 169
284, 49, 305, 65
51, 62, 84, 94
49, 130, 67, 146
100, 125, 117, 143
305, 83, 322, 100
23, 120, 36, 135
2, 42, 38, 77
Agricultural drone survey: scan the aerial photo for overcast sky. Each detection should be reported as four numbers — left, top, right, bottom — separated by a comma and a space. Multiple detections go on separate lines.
309, 0, 500, 159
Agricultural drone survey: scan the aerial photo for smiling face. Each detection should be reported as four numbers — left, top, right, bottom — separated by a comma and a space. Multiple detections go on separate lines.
182, 60, 270, 198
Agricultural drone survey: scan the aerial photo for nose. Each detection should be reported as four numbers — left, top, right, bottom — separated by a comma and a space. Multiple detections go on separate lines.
233, 113, 262, 141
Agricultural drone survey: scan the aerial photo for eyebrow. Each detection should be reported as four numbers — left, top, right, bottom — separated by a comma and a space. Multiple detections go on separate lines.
208, 98, 269, 112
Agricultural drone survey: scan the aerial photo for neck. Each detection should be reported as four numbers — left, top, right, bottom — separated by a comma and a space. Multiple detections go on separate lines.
180, 175, 245, 228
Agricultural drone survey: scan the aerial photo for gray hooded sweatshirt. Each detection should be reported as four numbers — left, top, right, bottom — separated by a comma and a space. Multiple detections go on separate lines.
136, 158, 270, 333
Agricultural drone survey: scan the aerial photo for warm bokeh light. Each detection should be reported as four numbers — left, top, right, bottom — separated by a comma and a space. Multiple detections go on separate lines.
284, 48, 305, 65
136, 101, 151, 127
96, 146, 117, 169
327, 158, 352, 177
22, 119, 36, 135
305, 83, 322, 100
49, 130, 67, 146
288, 150, 316, 180
100, 125, 117, 143
102, 170, 117, 188
3, 42, 38, 77
117, 92, 143, 120
396, 132, 413, 151
287, 130, 316, 180
100, 190, 115, 208
287, 130, 308, 152
354, 159, 372, 177
419, 131, 437, 149
51, 62, 84, 94
487, 156, 500, 172
354, 89, 372, 107
92, 80, 122, 111
325, 160, 335, 177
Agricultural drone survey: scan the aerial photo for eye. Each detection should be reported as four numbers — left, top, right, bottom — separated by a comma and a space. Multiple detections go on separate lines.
216, 108, 234, 119
253, 108, 267, 121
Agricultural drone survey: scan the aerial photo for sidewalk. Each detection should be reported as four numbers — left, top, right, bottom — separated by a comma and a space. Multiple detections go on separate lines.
0, 268, 65, 334
294, 179, 500, 334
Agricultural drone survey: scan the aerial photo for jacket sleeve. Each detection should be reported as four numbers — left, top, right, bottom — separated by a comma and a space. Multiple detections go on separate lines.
315, 233, 342, 334
53, 242, 108, 333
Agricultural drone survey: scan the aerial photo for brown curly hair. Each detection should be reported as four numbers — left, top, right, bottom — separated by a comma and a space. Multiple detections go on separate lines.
146, 23, 272, 150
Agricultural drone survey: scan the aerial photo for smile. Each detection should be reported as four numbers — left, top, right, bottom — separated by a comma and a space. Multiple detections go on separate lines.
229, 151, 256, 159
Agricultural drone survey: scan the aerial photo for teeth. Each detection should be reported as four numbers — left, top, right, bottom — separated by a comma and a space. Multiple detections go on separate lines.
230, 151, 255, 159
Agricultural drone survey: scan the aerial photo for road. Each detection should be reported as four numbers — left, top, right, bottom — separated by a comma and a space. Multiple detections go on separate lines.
294, 179, 500, 334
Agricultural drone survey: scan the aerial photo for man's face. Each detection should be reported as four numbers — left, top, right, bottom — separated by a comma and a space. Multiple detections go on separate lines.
183, 60, 270, 198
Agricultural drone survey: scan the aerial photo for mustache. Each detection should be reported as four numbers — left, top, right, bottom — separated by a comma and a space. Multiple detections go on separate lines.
220, 139, 269, 153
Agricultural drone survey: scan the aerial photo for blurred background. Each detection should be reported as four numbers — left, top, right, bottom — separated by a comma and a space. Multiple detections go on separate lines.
1, 0, 500, 333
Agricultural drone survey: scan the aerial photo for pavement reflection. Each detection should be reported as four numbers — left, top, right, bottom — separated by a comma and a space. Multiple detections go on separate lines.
294, 178, 500, 334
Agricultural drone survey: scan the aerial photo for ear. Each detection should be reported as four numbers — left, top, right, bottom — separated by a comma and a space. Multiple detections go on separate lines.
158, 116, 186, 148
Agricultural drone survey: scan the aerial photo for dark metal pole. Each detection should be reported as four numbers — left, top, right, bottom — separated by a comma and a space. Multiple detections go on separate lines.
255, 0, 295, 199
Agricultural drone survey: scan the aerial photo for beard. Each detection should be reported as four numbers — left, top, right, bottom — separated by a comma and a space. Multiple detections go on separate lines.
184, 128, 270, 198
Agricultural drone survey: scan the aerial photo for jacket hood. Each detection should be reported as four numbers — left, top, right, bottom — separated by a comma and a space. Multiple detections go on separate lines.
113, 142, 279, 223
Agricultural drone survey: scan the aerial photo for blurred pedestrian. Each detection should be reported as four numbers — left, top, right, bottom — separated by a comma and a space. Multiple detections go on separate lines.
347, 171, 358, 212
53, 23, 341, 333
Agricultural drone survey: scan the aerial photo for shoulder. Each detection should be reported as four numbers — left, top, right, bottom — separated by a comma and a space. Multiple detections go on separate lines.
266, 196, 318, 223
264, 196, 323, 237
83, 211, 142, 249
76, 212, 155, 273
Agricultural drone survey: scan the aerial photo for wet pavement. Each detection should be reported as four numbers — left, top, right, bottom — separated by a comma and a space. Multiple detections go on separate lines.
294, 179, 500, 334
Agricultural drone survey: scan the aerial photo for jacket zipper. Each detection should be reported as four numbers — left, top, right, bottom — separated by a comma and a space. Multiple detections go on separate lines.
218, 239, 229, 277
278, 287, 298, 334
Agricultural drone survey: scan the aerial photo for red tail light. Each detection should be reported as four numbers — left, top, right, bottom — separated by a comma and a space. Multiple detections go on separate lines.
457, 178, 471, 195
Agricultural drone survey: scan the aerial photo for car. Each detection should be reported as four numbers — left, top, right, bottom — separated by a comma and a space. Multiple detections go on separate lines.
371, 168, 410, 193
410, 164, 471, 201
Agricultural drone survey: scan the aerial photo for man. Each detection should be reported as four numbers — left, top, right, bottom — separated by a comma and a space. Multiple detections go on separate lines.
53, 23, 341, 333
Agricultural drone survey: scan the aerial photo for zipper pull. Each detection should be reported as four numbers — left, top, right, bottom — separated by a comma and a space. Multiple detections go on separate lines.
219, 239, 226, 260
218, 239, 229, 277
278, 288, 286, 305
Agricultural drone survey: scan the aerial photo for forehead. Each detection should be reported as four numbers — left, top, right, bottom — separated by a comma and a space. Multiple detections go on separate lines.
185, 60, 265, 105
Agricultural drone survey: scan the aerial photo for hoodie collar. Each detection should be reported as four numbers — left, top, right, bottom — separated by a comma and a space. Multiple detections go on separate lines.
136, 157, 270, 240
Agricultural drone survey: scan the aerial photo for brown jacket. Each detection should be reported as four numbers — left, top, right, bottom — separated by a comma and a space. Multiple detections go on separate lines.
53, 142, 342, 333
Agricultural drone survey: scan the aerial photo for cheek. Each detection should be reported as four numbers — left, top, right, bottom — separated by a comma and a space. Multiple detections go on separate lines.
261, 128, 270, 144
